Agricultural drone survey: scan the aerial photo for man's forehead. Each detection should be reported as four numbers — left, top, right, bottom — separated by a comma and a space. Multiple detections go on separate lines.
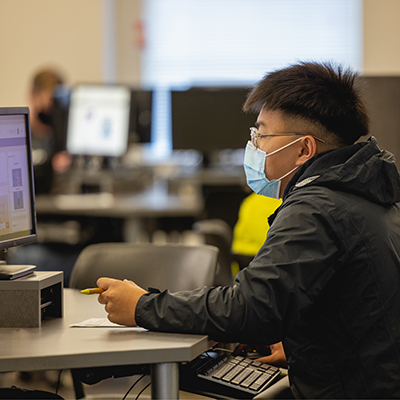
256, 109, 288, 130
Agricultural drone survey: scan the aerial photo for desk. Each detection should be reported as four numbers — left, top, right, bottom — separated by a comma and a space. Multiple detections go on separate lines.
35, 188, 204, 242
35, 188, 204, 219
180, 167, 246, 187
0, 289, 211, 399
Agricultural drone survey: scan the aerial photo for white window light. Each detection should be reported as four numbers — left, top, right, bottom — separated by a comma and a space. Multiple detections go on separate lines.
141, 0, 363, 158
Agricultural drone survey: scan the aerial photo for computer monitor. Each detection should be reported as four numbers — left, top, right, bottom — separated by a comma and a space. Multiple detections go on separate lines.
52, 86, 152, 153
50, 85, 71, 153
66, 84, 131, 157
129, 89, 152, 144
0, 107, 37, 252
171, 86, 257, 165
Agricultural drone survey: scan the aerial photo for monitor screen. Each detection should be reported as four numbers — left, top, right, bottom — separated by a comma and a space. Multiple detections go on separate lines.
0, 107, 37, 251
66, 85, 131, 157
171, 86, 257, 155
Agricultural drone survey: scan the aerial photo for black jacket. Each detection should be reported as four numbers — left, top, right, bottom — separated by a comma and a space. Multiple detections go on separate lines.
136, 137, 400, 398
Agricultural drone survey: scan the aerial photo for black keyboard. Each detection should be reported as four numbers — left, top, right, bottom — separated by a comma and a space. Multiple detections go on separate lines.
180, 349, 281, 399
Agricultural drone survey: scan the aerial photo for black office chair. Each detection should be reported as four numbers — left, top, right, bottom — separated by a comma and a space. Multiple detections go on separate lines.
68, 242, 219, 399
192, 219, 235, 286
69, 242, 218, 291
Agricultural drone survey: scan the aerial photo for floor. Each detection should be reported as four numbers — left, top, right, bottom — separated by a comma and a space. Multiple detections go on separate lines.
0, 370, 211, 400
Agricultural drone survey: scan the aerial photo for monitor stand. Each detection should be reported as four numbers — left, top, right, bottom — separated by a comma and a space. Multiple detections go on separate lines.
0, 271, 63, 327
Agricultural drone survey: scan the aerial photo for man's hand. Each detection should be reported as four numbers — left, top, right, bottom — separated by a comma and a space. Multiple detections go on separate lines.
97, 277, 148, 327
234, 342, 288, 368
255, 342, 288, 368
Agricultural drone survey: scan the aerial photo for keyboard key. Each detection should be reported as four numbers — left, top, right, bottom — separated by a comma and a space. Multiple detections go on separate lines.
210, 362, 235, 379
231, 368, 253, 385
194, 350, 280, 397
198, 361, 216, 376
239, 361, 250, 367
251, 360, 262, 367
258, 364, 280, 375
217, 355, 228, 367
240, 371, 262, 388
249, 373, 274, 391
221, 365, 245, 382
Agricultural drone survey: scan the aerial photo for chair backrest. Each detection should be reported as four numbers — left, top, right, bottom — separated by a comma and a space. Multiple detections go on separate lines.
192, 219, 234, 286
69, 242, 219, 292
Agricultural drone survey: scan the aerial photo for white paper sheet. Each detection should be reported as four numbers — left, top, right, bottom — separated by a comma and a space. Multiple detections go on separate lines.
70, 318, 147, 331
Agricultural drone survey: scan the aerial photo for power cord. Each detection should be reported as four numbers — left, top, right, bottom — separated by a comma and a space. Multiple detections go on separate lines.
135, 382, 151, 400
122, 374, 146, 400
55, 370, 63, 395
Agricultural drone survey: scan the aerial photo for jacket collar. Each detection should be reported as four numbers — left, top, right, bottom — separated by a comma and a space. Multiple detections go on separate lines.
269, 137, 400, 225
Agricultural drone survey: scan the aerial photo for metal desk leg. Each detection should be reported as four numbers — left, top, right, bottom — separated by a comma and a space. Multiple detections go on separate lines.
151, 362, 179, 399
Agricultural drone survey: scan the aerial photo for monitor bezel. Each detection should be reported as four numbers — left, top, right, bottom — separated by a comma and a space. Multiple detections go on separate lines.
0, 107, 37, 252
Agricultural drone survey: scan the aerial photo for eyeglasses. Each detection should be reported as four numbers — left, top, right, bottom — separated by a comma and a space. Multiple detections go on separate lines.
249, 127, 325, 150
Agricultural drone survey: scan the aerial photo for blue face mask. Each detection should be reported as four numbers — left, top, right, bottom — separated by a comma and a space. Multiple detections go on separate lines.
243, 139, 302, 199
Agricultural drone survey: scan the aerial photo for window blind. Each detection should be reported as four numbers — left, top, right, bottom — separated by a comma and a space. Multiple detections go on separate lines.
141, 0, 363, 156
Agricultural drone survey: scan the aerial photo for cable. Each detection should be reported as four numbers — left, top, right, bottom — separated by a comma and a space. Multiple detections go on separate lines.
212, 348, 233, 353
135, 382, 151, 400
55, 369, 63, 395
122, 374, 146, 400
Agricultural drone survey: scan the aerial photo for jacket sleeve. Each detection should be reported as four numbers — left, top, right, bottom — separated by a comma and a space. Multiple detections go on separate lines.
135, 190, 345, 344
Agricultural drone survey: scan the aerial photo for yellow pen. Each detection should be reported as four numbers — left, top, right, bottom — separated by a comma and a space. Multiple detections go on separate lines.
80, 288, 105, 295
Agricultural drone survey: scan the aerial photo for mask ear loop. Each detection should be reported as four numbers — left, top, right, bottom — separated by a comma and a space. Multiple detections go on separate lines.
278, 165, 299, 181
266, 136, 304, 157
267, 136, 303, 181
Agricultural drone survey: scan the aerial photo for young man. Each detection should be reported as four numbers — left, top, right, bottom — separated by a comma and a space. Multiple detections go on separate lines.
97, 62, 400, 398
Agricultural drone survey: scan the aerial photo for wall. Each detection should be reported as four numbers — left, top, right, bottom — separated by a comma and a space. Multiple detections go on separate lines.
362, 0, 400, 163
0, 0, 104, 107
1, 1, 400, 106
115, 0, 142, 86
363, 0, 400, 75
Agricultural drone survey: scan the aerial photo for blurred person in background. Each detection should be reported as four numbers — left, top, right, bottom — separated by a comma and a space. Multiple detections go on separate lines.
29, 68, 72, 194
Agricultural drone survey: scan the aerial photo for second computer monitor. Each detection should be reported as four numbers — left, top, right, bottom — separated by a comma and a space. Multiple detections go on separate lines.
66, 85, 131, 158
171, 86, 257, 164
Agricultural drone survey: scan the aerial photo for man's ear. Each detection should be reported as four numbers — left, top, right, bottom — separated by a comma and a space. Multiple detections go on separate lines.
296, 136, 318, 166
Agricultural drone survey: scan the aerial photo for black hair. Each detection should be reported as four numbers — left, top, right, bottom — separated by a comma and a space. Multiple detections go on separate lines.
244, 61, 369, 145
